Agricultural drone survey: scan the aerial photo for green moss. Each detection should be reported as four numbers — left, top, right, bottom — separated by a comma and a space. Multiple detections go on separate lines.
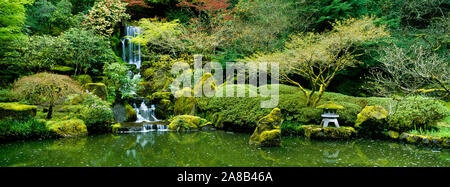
301, 125, 355, 139
168, 115, 212, 131
46, 119, 87, 137
51, 65, 74, 73
316, 101, 344, 110
355, 105, 388, 127
74, 74, 92, 87
193, 73, 216, 96
125, 104, 137, 122
386, 130, 400, 139
174, 87, 196, 115
85, 83, 107, 100
399, 132, 449, 148
249, 108, 282, 146
0, 102, 37, 120
111, 123, 121, 133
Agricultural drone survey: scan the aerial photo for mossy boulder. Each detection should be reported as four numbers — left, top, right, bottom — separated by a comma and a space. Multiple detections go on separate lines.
399, 132, 449, 148
168, 115, 212, 131
0, 102, 37, 120
193, 73, 216, 96
301, 125, 355, 139
148, 91, 173, 119
86, 83, 107, 100
355, 105, 389, 137
111, 123, 121, 133
174, 87, 196, 115
249, 108, 282, 147
125, 104, 137, 122
385, 130, 400, 139
46, 119, 88, 137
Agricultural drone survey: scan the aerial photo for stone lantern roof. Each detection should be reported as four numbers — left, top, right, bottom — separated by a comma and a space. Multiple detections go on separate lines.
316, 101, 344, 110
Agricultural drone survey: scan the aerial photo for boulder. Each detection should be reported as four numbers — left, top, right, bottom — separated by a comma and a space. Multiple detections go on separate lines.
125, 104, 137, 122
193, 73, 216, 96
355, 105, 389, 137
86, 83, 107, 100
385, 130, 400, 139
399, 132, 449, 148
168, 115, 212, 131
249, 108, 282, 147
46, 119, 88, 137
174, 87, 196, 115
301, 125, 355, 139
0, 102, 37, 120
148, 91, 173, 119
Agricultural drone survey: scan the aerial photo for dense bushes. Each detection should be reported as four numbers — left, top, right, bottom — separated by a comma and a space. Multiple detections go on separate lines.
75, 93, 114, 133
197, 84, 449, 132
0, 117, 54, 142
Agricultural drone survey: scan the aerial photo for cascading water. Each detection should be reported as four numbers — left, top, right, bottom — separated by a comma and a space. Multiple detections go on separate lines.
121, 25, 160, 124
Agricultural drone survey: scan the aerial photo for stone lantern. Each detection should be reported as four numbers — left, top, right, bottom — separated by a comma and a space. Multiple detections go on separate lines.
316, 101, 344, 128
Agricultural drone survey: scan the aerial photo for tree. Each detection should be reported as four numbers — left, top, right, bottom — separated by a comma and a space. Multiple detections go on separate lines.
82, 0, 130, 36
13, 73, 82, 119
244, 17, 389, 107
25, 0, 73, 36
0, 0, 32, 57
370, 44, 449, 98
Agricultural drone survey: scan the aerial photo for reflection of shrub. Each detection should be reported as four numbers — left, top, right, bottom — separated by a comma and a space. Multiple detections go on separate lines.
13, 72, 82, 119
76, 93, 114, 133
0, 117, 53, 142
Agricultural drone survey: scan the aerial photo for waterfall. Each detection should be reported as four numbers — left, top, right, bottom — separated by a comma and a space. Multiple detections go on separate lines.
121, 25, 160, 123
121, 25, 142, 69
134, 101, 160, 123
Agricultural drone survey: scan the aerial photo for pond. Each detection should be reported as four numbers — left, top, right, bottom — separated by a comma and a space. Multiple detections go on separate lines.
0, 131, 449, 167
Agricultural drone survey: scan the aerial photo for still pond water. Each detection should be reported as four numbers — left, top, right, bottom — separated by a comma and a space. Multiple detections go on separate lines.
0, 131, 449, 167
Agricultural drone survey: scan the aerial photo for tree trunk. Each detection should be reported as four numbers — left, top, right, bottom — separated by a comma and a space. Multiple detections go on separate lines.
46, 103, 53, 119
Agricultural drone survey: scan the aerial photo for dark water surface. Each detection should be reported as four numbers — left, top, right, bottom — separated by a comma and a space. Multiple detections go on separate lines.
0, 131, 448, 167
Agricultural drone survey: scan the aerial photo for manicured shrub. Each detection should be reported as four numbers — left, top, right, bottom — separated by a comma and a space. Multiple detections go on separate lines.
12, 72, 82, 119
0, 117, 54, 142
197, 84, 450, 132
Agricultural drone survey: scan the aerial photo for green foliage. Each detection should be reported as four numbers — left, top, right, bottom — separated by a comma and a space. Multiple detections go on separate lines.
73, 74, 93, 87
388, 98, 450, 132
76, 92, 114, 133
12, 72, 82, 106
198, 84, 449, 131
60, 28, 117, 75
133, 18, 188, 56
0, 116, 54, 142
69, 0, 96, 14
25, 0, 74, 36
81, 0, 130, 36
103, 62, 139, 101
0, 0, 31, 57
46, 118, 87, 137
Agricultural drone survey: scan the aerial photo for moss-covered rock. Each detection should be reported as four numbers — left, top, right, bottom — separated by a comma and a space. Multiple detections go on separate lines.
168, 115, 212, 131
193, 73, 216, 96
111, 123, 121, 133
0, 102, 37, 120
385, 130, 400, 139
249, 108, 282, 147
148, 91, 173, 119
125, 104, 137, 122
86, 83, 107, 100
301, 125, 355, 139
174, 87, 196, 115
399, 132, 449, 148
355, 105, 388, 137
46, 119, 88, 137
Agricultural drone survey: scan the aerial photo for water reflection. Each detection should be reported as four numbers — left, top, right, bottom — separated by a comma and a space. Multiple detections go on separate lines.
0, 131, 448, 167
